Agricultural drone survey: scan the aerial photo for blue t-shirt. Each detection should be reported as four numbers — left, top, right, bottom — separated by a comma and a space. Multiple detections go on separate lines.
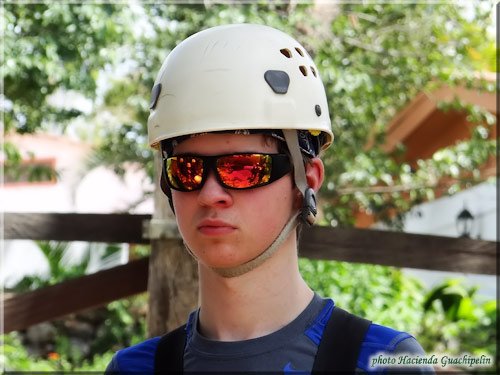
106, 294, 433, 373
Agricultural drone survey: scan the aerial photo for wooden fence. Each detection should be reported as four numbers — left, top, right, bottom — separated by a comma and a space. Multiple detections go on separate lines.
3, 212, 497, 333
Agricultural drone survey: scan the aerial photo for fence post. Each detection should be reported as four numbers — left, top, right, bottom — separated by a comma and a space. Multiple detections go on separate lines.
146, 153, 198, 337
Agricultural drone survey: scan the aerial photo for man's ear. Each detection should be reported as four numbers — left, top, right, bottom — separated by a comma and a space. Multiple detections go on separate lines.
305, 157, 324, 192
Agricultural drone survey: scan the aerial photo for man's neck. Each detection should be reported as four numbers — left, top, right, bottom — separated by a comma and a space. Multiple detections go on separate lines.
197, 238, 313, 342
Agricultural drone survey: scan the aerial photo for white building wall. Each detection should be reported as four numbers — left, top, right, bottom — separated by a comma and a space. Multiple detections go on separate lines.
403, 181, 496, 241
401, 180, 497, 301
1, 134, 154, 288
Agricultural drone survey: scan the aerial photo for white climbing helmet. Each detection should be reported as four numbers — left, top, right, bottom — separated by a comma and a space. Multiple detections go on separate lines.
147, 23, 333, 150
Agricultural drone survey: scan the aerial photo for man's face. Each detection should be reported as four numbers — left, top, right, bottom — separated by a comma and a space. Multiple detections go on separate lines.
171, 133, 296, 271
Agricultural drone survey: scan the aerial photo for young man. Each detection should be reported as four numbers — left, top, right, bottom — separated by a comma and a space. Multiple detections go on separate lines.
106, 24, 433, 373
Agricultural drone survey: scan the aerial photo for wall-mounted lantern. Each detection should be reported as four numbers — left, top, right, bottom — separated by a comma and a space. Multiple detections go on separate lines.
456, 208, 475, 238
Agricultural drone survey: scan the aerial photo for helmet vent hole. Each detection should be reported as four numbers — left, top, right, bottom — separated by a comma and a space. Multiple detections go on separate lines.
280, 48, 292, 58
310, 66, 317, 77
295, 47, 304, 56
299, 66, 308, 76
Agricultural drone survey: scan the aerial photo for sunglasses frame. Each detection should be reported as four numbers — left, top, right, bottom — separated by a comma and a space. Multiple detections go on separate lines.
163, 153, 292, 192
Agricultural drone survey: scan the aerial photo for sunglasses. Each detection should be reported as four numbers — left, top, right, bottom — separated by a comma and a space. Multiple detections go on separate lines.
164, 153, 291, 192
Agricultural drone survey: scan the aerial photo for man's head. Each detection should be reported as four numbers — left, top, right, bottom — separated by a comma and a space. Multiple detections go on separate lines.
147, 24, 333, 277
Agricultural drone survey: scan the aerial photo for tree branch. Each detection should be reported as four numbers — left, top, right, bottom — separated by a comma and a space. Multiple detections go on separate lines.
334, 183, 433, 195
332, 177, 480, 196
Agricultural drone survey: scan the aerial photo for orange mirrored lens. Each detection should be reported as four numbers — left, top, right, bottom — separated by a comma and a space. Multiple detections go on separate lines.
217, 154, 272, 188
167, 156, 204, 190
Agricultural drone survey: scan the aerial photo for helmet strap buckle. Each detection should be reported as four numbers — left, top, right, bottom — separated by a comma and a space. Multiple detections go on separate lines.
301, 187, 317, 226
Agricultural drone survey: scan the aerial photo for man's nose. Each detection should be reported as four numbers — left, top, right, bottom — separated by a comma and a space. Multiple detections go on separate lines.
197, 170, 233, 207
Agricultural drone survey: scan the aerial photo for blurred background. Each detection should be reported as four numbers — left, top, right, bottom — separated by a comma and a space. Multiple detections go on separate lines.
1, 1, 497, 372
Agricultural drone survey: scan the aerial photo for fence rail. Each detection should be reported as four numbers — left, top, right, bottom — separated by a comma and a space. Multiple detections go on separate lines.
3, 212, 497, 333
4, 258, 149, 333
302, 225, 496, 274
5, 212, 150, 244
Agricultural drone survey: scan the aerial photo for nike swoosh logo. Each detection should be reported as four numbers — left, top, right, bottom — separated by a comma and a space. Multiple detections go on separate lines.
283, 361, 310, 375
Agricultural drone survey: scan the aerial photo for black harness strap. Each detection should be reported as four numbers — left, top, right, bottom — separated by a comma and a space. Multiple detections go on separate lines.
154, 307, 371, 374
312, 306, 372, 374
154, 323, 186, 374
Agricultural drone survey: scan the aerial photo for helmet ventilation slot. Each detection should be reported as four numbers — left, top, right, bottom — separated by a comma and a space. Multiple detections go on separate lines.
295, 47, 304, 56
299, 66, 308, 76
280, 48, 292, 58
310, 66, 317, 77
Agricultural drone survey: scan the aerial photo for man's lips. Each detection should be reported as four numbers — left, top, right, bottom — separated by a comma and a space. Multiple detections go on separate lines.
197, 219, 237, 236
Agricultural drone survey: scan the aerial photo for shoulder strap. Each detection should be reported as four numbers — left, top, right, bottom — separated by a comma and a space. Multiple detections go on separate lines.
154, 324, 187, 374
312, 306, 371, 373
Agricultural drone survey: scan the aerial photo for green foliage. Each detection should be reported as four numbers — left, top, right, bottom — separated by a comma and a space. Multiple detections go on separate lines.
300, 259, 424, 333
420, 280, 497, 358
2, 332, 68, 371
90, 294, 148, 355
2, 3, 133, 134
2, 294, 147, 371
423, 280, 477, 322
1, 332, 114, 371
8, 241, 121, 292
